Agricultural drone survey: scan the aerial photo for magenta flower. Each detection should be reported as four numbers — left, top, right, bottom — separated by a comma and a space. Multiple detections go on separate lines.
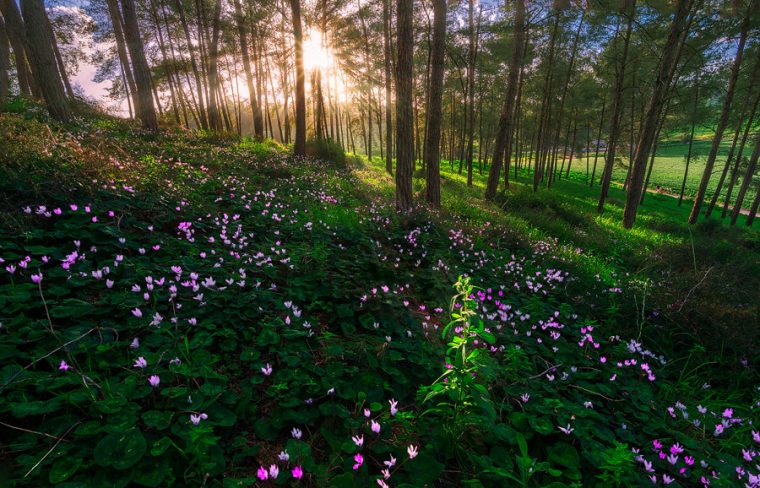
131, 308, 143, 318
389, 399, 398, 416
407, 445, 419, 459
352, 434, 364, 447
58, 360, 70, 371
261, 363, 272, 376
352, 453, 363, 470
257, 466, 268, 480
371, 420, 380, 434
148, 375, 160, 387
133, 357, 147, 368
31, 273, 43, 284
291, 466, 303, 479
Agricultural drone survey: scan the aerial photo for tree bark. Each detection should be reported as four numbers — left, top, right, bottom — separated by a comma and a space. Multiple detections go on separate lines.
0, 15, 9, 104
233, 0, 263, 138
688, 6, 750, 224
623, 0, 693, 228
383, 0, 393, 173
290, 0, 306, 156
730, 132, 760, 225
424, 0, 446, 207
173, 0, 206, 129
597, 7, 633, 212
589, 100, 605, 187
0, 0, 36, 96
485, 0, 524, 200
722, 91, 759, 218
20, 0, 71, 121
679, 75, 699, 206
395, 0, 414, 211
120, 0, 158, 130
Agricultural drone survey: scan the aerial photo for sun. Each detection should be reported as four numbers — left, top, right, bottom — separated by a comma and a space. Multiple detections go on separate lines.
302, 29, 334, 72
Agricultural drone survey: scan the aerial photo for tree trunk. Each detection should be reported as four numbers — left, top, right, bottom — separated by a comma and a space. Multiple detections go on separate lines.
20, 0, 71, 122
746, 181, 759, 227
623, 0, 693, 228
597, 6, 633, 212
233, 0, 263, 138
204, 0, 223, 131
532, 10, 560, 191
290, 0, 306, 156
120, 0, 158, 130
484, 0, 524, 200
395, 0, 414, 211
106, 0, 138, 117
0, 0, 36, 96
173, 0, 206, 129
722, 91, 758, 218
688, 6, 750, 224
424, 0, 446, 207
383, 0, 393, 173
730, 131, 760, 225
0, 15, 9, 104
679, 75, 699, 206
589, 100, 605, 187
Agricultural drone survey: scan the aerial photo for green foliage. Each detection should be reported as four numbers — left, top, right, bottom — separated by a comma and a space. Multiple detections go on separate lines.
305, 137, 346, 166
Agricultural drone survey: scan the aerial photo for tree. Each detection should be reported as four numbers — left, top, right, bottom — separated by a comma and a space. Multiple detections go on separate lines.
730, 131, 759, 226
0, 0, 36, 97
383, 0, 393, 174
395, 0, 413, 211
233, 0, 263, 138
20, 0, 71, 122
485, 0, 525, 201
120, 0, 158, 130
205, 0, 223, 131
289, 0, 306, 156
688, 5, 752, 224
622, 0, 693, 228
424, 0, 446, 207
0, 15, 9, 104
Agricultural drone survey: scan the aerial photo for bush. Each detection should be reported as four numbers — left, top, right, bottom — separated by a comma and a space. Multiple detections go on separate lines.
238, 137, 286, 160
305, 137, 345, 166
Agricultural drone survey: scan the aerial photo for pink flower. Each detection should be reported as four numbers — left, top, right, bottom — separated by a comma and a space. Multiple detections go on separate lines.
59, 360, 70, 371
389, 399, 398, 416
257, 466, 268, 480
131, 308, 143, 318
133, 357, 147, 368
261, 363, 272, 376
31, 273, 43, 284
371, 420, 380, 434
291, 466, 303, 479
148, 375, 160, 387
352, 434, 364, 447
353, 453, 364, 470
269, 464, 279, 479
407, 444, 418, 459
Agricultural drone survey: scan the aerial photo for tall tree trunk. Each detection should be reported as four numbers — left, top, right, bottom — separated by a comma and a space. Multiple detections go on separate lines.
464, 0, 477, 186
565, 116, 577, 178
395, 0, 413, 211
746, 181, 759, 227
597, 6, 633, 212
590, 101, 605, 187
290, 0, 306, 156
120, 0, 158, 130
20, 0, 71, 121
485, 0, 524, 200
722, 92, 758, 218
173, 0, 207, 128
688, 6, 750, 224
706, 71, 759, 218
730, 132, 760, 225
383, 0, 393, 174
424, 0, 446, 207
233, 0, 263, 138
0, 0, 36, 96
623, 0, 693, 228
106, 0, 138, 116
679, 74, 699, 206
204, 0, 223, 131
532, 10, 560, 192
0, 15, 9, 104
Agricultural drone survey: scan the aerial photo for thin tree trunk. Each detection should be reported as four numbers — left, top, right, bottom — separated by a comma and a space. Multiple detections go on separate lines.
532, 10, 560, 192
0, 15, 9, 104
0, 0, 36, 96
689, 5, 751, 224
120, 0, 157, 130
383, 0, 393, 173
679, 74, 700, 206
590, 102, 605, 187
424, 0, 446, 207
485, 0, 524, 200
746, 181, 759, 227
722, 91, 759, 218
395, 0, 414, 211
623, 0, 693, 228
290, 0, 306, 156
173, 0, 206, 129
730, 131, 760, 225
598, 7, 633, 212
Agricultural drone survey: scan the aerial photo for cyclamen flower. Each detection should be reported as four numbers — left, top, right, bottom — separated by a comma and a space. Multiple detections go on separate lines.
722, 408, 733, 419
383, 455, 396, 468
189, 413, 207, 425
148, 375, 160, 387
752, 430, 760, 443
407, 445, 419, 459
131, 308, 143, 318
257, 466, 268, 480
352, 435, 364, 447
353, 453, 364, 470
371, 420, 381, 434
714, 424, 724, 436
268, 464, 279, 479
558, 424, 574, 435
291, 427, 302, 439
291, 466, 303, 479
364, 408, 371, 417
261, 363, 272, 376
133, 357, 147, 368
389, 399, 398, 416
377, 480, 389, 488
278, 450, 290, 462
31, 273, 43, 284
59, 360, 70, 371
520, 393, 530, 403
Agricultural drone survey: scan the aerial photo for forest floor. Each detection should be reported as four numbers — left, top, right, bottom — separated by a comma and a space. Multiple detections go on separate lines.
0, 108, 758, 487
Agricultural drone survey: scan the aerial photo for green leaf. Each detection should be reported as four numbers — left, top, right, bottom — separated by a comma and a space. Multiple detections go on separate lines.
49, 457, 82, 484
93, 428, 147, 470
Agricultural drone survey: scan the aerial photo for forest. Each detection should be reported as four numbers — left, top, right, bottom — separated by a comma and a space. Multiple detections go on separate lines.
0, 0, 759, 486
